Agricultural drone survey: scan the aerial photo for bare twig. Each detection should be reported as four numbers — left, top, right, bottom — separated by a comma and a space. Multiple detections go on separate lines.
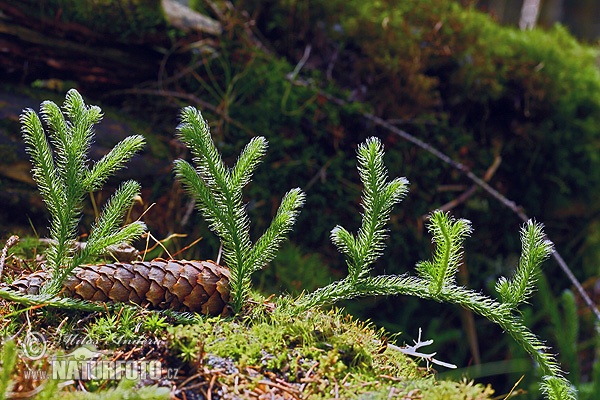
0, 235, 19, 281
431, 155, 502, 215
387, 328, 457, 369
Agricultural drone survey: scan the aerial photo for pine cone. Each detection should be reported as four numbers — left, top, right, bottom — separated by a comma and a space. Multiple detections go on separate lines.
9, 259, 231, 315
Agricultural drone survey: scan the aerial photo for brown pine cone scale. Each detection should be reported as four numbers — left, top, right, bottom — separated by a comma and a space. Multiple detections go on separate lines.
9, 259, 231, 315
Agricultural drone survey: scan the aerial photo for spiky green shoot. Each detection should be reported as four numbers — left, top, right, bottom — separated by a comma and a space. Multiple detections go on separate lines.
294, 138, 574, 400
20, 89, 146, 296
173, 106, 305, 313
496, 220, 553, 308
541, 376, 578, 400
331, 137, 409, 283
416, 211, 472, 297
297, 137, 409, 309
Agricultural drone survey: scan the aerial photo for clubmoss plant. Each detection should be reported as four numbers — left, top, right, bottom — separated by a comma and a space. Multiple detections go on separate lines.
0, 93, 579, 398
19, 89, 146, 296
537, 275, 581, 385
173, 106, 305, 313
174, 118, 574, 398
290, 138, 575, 399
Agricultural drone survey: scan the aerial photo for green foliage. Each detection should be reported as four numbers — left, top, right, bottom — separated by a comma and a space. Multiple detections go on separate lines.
3, 87, 584, 398
537, 275, 581, 386
286, 136, 574, 399
0, 339, 17, 400
296, 138, 408, 308
541, 376, 578, 400
86, 307, 139, 346
331, 138, 409, 283
496, 221, 553, 308
416, 212, 471, 296
142, 312, 170, 334
20, 89, 146, 296
167, 308, 494, 398
17, 0, 166, 39
578, 330, 600, 400
58, 379, 169, 400
173, 106, 305, 313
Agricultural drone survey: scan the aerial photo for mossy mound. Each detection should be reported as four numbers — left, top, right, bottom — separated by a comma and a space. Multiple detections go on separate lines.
0, 299, 495, 399
165, 305, 495, 399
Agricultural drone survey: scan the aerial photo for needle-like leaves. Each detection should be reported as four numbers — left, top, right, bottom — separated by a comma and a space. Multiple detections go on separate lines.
330, 137, 409, 283
294, 136, 572, 400
84, 136, 146, 191
20, 89, 146, 296
174, 106, 305, 313
496, 220, 554, 308
416, 211, 472, 297
299, 137, 409, 307
541, 376, 577, 400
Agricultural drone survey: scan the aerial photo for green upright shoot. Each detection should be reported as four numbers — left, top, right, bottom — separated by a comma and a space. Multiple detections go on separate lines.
293, 137, 575, 400
174, 106, 305, 313
20, 89, 146, 296
331, 137, 409, 284
415, 211, 472, 297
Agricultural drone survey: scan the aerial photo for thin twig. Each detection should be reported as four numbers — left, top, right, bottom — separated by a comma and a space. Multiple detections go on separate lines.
289, 45, 312, 81
0, 235, 19, 281
433, 155, 502, 215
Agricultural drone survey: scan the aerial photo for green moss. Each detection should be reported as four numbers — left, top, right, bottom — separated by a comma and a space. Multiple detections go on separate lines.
17, 0, 166, 39
166, 304, 494, 398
